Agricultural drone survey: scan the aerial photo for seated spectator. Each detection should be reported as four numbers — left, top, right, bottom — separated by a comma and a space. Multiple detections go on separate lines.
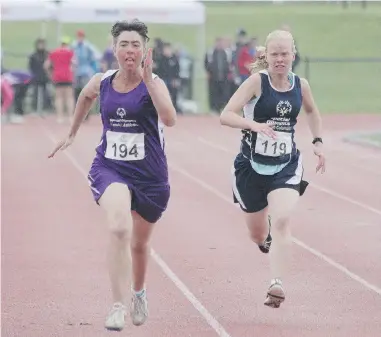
1, 69, 32, 124
1, 75, 14, 118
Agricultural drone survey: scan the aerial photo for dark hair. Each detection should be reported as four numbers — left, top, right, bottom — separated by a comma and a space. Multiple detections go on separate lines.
111, 19, 150, 44
35, 38, 45, 45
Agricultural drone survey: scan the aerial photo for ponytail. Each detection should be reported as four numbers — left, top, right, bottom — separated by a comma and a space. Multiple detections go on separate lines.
249, 46, 267, 74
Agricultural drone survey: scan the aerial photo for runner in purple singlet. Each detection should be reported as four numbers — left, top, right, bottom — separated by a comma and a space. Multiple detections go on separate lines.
48, 20, 177, 331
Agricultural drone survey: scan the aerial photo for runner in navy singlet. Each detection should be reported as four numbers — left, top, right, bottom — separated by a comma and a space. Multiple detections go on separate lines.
220, 30, 326, 308
48, 20, 177, 331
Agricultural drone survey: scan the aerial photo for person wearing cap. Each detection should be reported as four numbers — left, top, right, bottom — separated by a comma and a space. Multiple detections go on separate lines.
44, 36, 75, 123
231, 28, 249, 92
71, 30, 100, 106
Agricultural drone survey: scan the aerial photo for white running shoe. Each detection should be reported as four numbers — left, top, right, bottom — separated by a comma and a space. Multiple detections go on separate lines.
10, 115, 24, 124
264, 278, 285, 308
130, 291, 148, 326
105, 302, 127, 331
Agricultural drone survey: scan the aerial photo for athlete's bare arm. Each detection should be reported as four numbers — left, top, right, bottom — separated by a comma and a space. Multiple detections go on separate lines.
301, 77, 326, 173
300, 78, 323, 140
145, 77, 177, 127
220, 74, 276, 138
68, 73, 103, 137
220, 73, 260, 129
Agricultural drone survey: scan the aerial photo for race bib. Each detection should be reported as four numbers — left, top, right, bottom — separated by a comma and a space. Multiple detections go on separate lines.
254, 131, 292, 157
105, 131, 145, 161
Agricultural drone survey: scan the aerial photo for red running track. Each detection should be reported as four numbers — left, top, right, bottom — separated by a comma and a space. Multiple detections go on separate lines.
2, 113, 381, 337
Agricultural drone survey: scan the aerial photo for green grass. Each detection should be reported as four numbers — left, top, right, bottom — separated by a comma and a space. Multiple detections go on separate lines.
2, 2, 381, 113
367, 133, 381, 144
351, 131, 381, 148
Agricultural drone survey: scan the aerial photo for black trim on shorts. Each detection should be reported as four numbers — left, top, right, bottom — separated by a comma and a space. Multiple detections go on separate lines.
54, 82, 73, 87
266, 179, 309, 197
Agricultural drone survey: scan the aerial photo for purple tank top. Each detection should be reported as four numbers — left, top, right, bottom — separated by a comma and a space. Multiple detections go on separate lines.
95, 70, 168, 185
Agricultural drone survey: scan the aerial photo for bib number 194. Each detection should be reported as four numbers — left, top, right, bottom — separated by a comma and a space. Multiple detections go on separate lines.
111, 143, 138, 159
105, 131, 145, 161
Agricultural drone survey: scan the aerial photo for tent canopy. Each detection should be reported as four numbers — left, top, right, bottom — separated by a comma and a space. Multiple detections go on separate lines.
2, 0, 207, 112
1, 0, 206, 25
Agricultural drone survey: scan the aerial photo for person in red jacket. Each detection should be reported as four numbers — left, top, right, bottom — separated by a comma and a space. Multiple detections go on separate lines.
44, 36, 75, 123
237, 37, 258, 83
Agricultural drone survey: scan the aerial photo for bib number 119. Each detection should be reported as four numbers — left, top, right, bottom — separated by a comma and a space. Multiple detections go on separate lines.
262, 140, 287, 156
254, 132, 292, 157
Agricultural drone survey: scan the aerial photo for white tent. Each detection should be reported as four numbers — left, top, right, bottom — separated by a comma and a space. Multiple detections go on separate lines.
1, 0, 205, 28
2, 0, 207, 111
2, 0, 205, 25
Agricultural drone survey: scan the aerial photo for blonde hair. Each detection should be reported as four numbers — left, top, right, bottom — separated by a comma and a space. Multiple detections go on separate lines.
249, 30, 297, 74
249, 45, 267, 73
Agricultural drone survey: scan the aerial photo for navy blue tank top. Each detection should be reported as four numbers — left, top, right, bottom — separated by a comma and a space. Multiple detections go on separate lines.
240, 70, 302, 166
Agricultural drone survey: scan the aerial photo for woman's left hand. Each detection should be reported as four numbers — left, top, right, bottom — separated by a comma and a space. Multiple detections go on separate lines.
313, 143, 326, 174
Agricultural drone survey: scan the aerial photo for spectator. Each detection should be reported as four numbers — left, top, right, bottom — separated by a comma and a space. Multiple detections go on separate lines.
44, 36, 75, 124
204, 37, 231, 113
152, 38, 164, 76
231, 29, 249, 90
237, 37, 258, 83
28, 38, 51, 112
71, 30, 99, 102
156, 42, 181, 112
1, 74, 14, 118
101, 35, 118, 71
1, 69, 32, 124
175, 46, 194, 101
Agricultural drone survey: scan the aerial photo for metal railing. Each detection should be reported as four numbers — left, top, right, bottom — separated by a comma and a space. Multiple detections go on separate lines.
3, 52, 381, 114
303, 57, 381, 82
297, 56, 381, 113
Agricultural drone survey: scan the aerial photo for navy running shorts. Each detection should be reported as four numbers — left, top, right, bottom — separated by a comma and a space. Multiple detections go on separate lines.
232, 151, 309, 213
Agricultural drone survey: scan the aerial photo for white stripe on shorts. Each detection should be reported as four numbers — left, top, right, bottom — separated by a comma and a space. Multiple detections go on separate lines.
285, 153, 303, 185
88, 178, 100, 196
231, 165, 247, 210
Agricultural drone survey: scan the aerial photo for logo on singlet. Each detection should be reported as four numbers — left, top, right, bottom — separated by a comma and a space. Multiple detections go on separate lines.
116, 108, 126, 118
276, 100, 292, 117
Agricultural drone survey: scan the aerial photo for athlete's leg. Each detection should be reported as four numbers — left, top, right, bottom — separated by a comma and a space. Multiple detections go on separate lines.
131, 211, 154, 292
54, 86, 65, 123
129, 211, 155, 326
99, 182, 133, 331
244, 207, 272, 253
62, 85, 75, 121
265, 187, 299, 308
232, 156, 272, 254
127, 184, 170, 326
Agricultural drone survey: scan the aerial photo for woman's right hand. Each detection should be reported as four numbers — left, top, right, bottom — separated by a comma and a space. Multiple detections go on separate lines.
250, 121, 277, 139
48, 135, 75, 158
